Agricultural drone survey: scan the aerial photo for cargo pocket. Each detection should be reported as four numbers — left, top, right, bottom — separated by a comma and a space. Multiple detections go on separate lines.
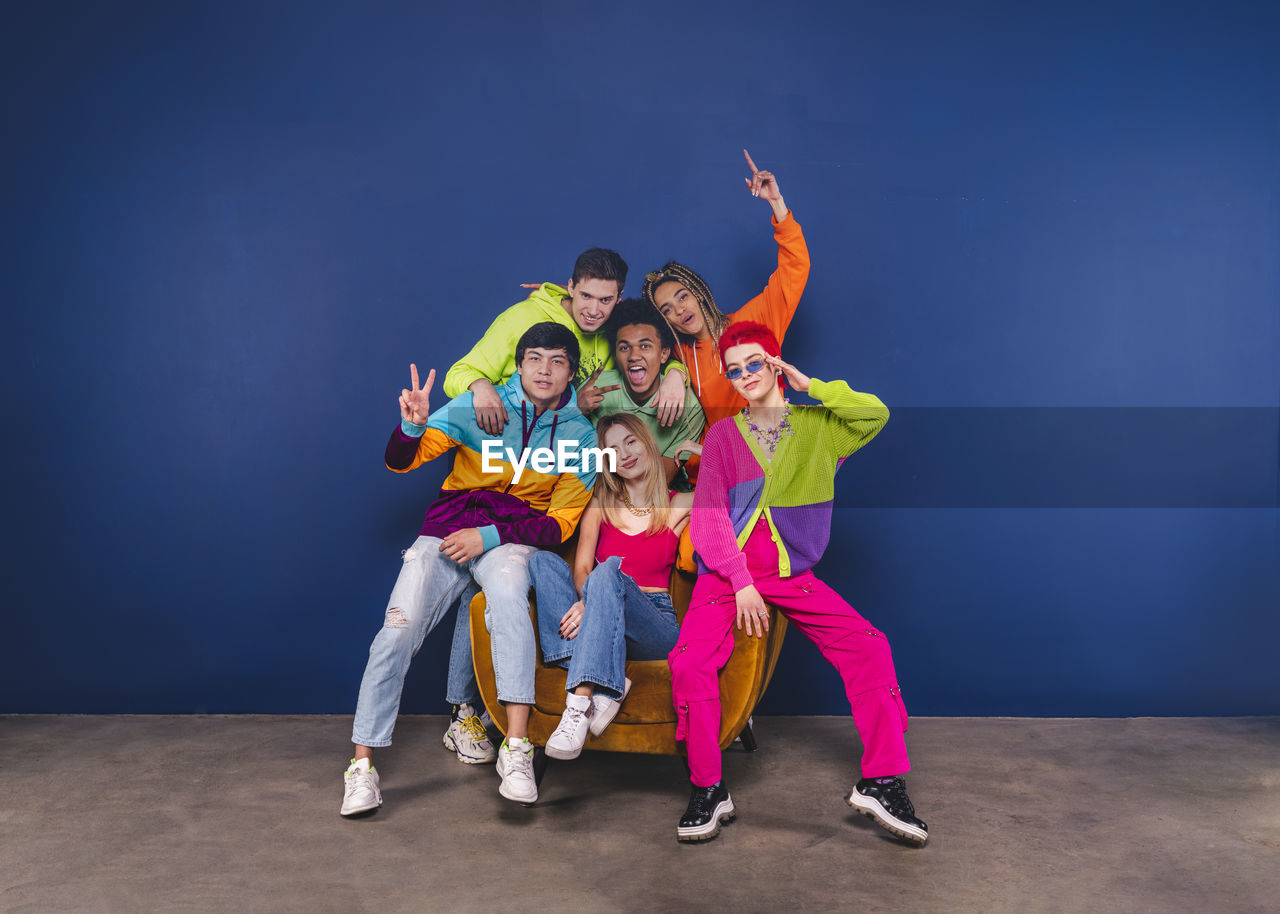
890, 685, 909, 733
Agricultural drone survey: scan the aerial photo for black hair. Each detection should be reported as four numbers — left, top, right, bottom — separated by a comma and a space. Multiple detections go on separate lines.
516, 322, 581, 379
604, 297, 677, 356
571, 248, 629, 291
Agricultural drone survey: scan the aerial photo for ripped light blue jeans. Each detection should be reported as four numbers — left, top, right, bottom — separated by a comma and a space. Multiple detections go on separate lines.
351, 536, 535, 748
528, 552, 679, 699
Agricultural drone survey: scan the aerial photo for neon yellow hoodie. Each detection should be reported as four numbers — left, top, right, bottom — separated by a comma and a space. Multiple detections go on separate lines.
443, 283, 613, 398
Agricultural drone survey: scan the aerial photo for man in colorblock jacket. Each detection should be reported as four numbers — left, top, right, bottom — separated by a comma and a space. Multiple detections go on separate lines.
340, 322, 598, 816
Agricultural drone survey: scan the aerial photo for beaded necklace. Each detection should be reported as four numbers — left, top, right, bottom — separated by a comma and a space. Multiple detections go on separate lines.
743, 398, 793, 456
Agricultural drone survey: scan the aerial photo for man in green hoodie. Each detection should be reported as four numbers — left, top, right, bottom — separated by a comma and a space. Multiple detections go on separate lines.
443, 248, 689, 436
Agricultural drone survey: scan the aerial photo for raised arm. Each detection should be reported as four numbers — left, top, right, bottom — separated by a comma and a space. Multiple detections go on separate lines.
736, 151, 810, 339
385, 363, 461, 471
765, 355, 890, 458
744, 148, 789, 223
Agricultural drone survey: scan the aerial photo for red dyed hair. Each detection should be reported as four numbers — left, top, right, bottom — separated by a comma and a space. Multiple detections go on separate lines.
719, 320, 785, 391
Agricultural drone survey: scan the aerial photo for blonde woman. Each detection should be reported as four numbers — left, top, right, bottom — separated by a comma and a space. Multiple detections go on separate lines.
528, 414, 694, 760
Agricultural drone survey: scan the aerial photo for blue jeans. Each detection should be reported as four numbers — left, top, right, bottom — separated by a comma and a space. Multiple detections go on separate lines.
446, 581, 481, 706
352, 537, 535, 748
528, 551, 680, 699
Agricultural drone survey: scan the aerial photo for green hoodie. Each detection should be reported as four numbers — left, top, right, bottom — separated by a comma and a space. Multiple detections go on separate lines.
443, 283, 614, 398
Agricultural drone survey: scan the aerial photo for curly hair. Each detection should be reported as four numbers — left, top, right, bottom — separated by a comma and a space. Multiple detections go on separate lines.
604, 298, 677, 356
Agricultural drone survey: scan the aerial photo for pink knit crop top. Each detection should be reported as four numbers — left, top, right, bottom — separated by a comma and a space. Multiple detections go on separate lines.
595, 497, 680, 588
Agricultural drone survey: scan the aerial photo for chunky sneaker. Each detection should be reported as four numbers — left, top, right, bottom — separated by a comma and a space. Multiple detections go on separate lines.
546, 693, 593, 760
442, 703, 496, 764
340, 758, 382, 817
496, 737, 538, 804
846, 776, 929, 846
588, 677, 633, 737
676, 782, 735, 842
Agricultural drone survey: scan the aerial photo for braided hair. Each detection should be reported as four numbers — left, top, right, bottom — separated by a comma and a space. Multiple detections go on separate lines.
641, 263, 730, 343
641, 262, 731, 386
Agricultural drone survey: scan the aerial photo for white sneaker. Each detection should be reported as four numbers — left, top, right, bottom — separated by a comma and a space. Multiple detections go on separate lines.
545, 693, 593, 760
340, 758, 382, 817
588, 677, 633, 737
442, 703, 496, 764
496, 737, 538, 804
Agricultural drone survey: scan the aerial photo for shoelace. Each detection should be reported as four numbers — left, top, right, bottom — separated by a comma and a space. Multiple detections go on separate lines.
876, 778, 916, 817
504, 743, 534, 778
684, 785, 720, 821
554, 706, 588, 737
458, 715, 489, 742
345, 769, 374, 796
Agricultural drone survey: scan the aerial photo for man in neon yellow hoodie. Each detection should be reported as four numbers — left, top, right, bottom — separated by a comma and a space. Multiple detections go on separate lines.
444, 248, 690, 436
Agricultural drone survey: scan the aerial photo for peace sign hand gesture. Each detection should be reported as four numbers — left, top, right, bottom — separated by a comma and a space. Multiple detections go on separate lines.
399, 363, 435, 425
576, 365, 621, 415
763, 355, 810, 393
744, 149, 788, 221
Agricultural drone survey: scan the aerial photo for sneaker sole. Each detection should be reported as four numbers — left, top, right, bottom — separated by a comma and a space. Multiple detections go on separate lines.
498, 783, 538, 805
676, 798, 736, 842
845, 791, 928, 846
544, 740, 583, 761
588, 678, 632, 737
443, 730, 496, 765
340, 797, 382, 817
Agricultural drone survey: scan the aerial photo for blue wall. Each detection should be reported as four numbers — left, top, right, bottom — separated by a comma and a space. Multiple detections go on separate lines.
3, 1, 1277, 716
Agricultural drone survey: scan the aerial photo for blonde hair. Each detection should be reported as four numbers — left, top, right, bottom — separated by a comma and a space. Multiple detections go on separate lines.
594, 414, 671, 536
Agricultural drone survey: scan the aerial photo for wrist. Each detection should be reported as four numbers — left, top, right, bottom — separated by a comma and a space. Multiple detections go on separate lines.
770, 198, 789, 222
477, 525, 501, 553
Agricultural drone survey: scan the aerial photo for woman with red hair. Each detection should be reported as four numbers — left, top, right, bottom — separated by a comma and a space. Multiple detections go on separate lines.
668, 321, 929, 847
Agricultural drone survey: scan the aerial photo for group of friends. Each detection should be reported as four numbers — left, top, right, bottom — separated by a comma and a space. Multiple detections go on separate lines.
339, 152, 929, 846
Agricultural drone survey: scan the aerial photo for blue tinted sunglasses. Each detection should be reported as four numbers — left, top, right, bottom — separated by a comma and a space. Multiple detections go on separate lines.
725, 359, 768, 381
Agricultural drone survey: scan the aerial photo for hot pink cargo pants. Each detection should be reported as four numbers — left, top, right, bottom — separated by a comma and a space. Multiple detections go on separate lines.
669, 522, 910, 787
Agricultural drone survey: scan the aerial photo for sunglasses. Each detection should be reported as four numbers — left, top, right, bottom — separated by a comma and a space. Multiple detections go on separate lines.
725, 359, 768, 381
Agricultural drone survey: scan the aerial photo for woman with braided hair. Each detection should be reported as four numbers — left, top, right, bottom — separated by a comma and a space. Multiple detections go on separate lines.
641, 150, 810, 429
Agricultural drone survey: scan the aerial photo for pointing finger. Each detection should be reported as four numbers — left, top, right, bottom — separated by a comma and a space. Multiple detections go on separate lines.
596, 384, 621, 393
743, 148, 759, 174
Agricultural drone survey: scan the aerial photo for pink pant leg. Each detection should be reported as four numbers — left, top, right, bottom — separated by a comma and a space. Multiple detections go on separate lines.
758, 570, 911, 778
669, 574, 737, 787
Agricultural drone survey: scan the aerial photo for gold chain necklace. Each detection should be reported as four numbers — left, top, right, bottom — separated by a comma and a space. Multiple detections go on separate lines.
620, 489, 652, 517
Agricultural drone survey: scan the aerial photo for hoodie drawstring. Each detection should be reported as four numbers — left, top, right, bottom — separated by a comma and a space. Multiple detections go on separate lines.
520, 399, 559, 454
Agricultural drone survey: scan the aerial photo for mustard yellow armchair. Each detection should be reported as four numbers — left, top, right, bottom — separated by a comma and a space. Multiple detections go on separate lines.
468, 555, 787, 757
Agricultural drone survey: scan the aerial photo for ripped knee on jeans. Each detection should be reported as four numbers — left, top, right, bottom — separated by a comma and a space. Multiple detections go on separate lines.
384, 607, 409, 628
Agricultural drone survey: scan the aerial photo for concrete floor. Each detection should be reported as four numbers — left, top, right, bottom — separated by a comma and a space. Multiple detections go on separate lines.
1, 716, 1277, 913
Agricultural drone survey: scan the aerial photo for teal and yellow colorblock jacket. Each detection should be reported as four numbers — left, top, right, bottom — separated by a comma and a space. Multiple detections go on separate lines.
386, 372, 598, 551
